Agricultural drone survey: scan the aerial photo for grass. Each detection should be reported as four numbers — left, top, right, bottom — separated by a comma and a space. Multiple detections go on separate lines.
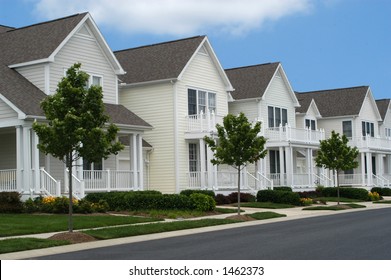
0, 214, 162, 237
246, 211, 286, 220
303, 203, 366, 211
316, 197, 364, 203
239, 202, 296, 209
125, 208, 238, 219
0, 238, 70, 254
84, 219, 242, 240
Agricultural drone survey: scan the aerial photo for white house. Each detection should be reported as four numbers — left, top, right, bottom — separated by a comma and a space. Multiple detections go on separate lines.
0, 13, 152, 198
115, 36, 234, 193
226, 63, 325, 189
297, 86, 391, 188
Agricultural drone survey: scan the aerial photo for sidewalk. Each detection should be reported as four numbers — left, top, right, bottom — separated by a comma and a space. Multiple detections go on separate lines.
1, 200, 391, 260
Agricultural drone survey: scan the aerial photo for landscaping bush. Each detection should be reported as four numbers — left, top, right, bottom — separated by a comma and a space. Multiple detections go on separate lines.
227, 192, 256, 203
256, 190, 301, 206
215, 194, 232, 205
0, 192, 23, 213
274, 186, 292, 192
298, 191, 320, 199
368, 191, 381, 201
190, 193, 216, 211
322, 187, 369, 201
180, 189, 215, 198
371, 187, 391, 196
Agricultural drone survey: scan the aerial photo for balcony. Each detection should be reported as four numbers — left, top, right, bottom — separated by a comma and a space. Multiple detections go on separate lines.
263, 124, 325, 145
349, 136, 391, 151
185, 110, 224, 138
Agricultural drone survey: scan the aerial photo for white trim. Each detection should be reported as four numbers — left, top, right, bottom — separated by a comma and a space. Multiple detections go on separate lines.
8, 58, 53, 69
0, 119, 24, 128
119, 78, 177, 88
358, 87, 382, 121
0, 94, 26, 119
44, 64, 50, 94
173, 81, 180, 193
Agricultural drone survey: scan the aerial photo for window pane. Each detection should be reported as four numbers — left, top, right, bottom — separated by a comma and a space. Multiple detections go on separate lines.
366, 122, 370, 136
275, 107, 281, 126
188, 89, 197, 115
208, 92, 216, 113
305, 119, 310, 129
268, 106, 274, 128
370, 123, 374, 137
282, 109, 288, 125
343, 121, 352, 138
92, 76, 101, 86
362, 121, 366, 136
198, 91, 206, 113
189, 143, 198, 172
311, 120, 316, 130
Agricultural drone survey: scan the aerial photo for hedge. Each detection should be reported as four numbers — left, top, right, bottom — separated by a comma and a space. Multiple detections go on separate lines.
0, 192, 24, 213
256, 190, 301, 206
180, 189, 215, 198
322, 187, 369, 201
371, 187, 391, 196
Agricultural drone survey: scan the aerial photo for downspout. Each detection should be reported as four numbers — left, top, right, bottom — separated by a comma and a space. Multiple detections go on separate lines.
172, 80, 180, 193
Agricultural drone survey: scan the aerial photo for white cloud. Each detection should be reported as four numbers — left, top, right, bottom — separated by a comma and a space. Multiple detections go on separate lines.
34, 0, 313, 36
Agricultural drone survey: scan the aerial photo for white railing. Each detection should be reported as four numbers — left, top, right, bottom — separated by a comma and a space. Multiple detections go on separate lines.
338, 173, 364, 186
186, 110, 224, 133
40, 168, 61, 196
292, 173, 311, 187
264, 124, 325, 144
216, 171, 239, 189
0, 169, 17, 192
314, 173, 333, 187
372, 174, 389, 187
187, 171, 208, 189
268, 173, 288, 187
349, 136, 391, 151
83, 170, 135, 193
256, 172, 273, 189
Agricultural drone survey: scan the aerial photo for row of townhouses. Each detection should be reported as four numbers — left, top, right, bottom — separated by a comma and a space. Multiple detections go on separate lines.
1, 13, 390, 198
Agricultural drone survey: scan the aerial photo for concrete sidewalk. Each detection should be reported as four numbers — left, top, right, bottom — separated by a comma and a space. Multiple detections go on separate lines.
1, 200, 391, 260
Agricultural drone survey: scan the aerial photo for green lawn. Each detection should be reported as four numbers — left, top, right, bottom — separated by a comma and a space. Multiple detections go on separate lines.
246, 211, 287, 220
239, 202, 296, 209
373, 200, 391, 204
316, 197, 364, 203
0, 238, 70, 254
303, 203, 366, 211
0, 214, 162, 237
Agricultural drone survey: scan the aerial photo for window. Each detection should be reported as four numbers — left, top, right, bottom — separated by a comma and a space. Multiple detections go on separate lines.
362, 121, 374, 137
91, 75, 102, 86
187, 89, 217, 115
305, 119, 316, 130
269, 150, 280, 174
268, 106, 288, 128
342, 121, 352, 138
386, 128, 391, 138
189, 143, 198, 172
83, 159, 103, 178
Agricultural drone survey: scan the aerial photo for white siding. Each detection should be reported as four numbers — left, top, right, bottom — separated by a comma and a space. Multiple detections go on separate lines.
51, 26, 118, 104
261, 75, 296, 127
380, 105, 391, 138
0, 99, 17, 120
229, 100, 259, 121
177, 51, 230, 190
120, 83, 175, 193
318, 117, 354, 139
15, 64, 46, 93
0, 132, 16, 169
357, 94, 380, 137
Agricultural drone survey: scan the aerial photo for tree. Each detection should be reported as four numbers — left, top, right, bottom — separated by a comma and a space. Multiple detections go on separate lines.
33, 63, 123, 232
315, 130, 359, 204
204, 112, 267, 215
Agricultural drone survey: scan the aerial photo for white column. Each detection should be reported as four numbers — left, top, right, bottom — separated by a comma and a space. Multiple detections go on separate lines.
367, 152, 373, 186
130, 134, 138, 189
31, 130, 40, 193
307, 148, 313, 187
285, 146, 293, 187
279, 147, 284, 185
16, 126, 23, 193
361, 152, 366, 186
199, 138, 206, 188
137, 134, 144, 190
22, 126, 32, 193
207, 145, 214, 188
377, 154, 384, 177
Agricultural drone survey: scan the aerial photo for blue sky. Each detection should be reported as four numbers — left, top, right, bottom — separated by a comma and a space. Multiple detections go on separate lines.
1, 0, 390, 99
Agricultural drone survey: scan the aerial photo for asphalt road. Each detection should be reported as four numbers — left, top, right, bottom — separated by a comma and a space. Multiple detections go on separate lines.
32, 208, 391, 260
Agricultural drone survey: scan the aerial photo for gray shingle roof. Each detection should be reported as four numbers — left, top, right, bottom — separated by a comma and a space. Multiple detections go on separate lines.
114, 36, 206, 84
0, 13, 151, 128
296, 86, 369, 117
295, 92, 312, 114
225, 63, 280, 100
376, 99, 390, 120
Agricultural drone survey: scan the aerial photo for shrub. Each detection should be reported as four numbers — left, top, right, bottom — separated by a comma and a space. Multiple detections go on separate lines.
180, 189, 215, 198
300, 197, 313, 206
0, 192, 23, 213
322, 187, 369, 201
368, 191, 380, 201
274, 186, 292, 192
215, 194, 232, 205
256, 190, 301, 206
298, 191, 319, 199
227, 192, 256, 203
190, 193, 216, 211
371, 187, 391, 196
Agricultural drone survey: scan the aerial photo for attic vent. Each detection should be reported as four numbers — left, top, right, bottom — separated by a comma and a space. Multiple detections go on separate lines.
275, 70, 282, 78
198, 45, 209, 55
77, 25, 92, 37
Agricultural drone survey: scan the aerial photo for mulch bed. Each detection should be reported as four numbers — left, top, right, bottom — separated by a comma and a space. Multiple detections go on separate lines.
48, 232, 97, 244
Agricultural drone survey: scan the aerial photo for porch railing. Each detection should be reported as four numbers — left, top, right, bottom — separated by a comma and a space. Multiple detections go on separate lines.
338, 173, 364, 186
349, 136, 391, 151
82, 170, 135, 193
40, 168, 61, 196
0, 169, 17, 192
257, 172, 274, 190
186, 110, 224, 133
263, 124, 325, 144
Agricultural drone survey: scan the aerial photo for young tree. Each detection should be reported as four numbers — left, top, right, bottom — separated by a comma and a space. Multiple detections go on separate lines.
315, 130, 359, 204
204, 112, 267, 215
33, 63, 123, 232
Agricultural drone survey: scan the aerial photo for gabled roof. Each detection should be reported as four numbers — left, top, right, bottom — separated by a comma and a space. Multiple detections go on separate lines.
0, 13, 87, 66
295, 93, 322, 117
0, 25, 14, 33
104, 103, 152, 129
296, 86, 370, 118
225, 63, 280, 100
376, 99, 390, 120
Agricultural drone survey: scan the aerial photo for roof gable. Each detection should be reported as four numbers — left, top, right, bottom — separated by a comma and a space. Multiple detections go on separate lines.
296, 86, 370, 118
376, 99, 390, 120
115, 36, 206, 84
358, 88, 382, 121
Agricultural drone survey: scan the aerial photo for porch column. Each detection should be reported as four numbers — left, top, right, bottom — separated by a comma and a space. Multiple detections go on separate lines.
22, 126, 32, 193
129, 134, 138, 189
377, 153, 384, 177
367, 152, 373, 186
16, 126, 23, 193
285, 146, 293, 186
199, 138, 206, 188
361, 152, 366, 186
31, 130, 40, 193
137, 134, 144, 190
206, 145, 214, 188
279, 147, 285, 185
306, 148, 313, 187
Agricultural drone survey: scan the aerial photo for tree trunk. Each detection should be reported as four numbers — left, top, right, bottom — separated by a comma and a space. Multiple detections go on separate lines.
237, 167, 241, 216
67, 153, 73, 232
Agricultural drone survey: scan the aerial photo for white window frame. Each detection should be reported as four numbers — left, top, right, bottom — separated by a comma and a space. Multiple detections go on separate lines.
187, 88, 217, 115
305, 118, 316, 130
268, 106, 288, 128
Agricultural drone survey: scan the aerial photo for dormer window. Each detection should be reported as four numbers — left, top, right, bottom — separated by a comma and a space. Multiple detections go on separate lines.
305, 119, 316, 130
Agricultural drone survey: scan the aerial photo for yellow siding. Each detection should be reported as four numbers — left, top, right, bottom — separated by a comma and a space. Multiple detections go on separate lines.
120, 83, 175, 193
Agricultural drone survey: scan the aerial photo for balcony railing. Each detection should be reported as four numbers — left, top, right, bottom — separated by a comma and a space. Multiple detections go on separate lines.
263, 124, 325, 144
186, 110, 224, 133
349, 136, 391, 151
